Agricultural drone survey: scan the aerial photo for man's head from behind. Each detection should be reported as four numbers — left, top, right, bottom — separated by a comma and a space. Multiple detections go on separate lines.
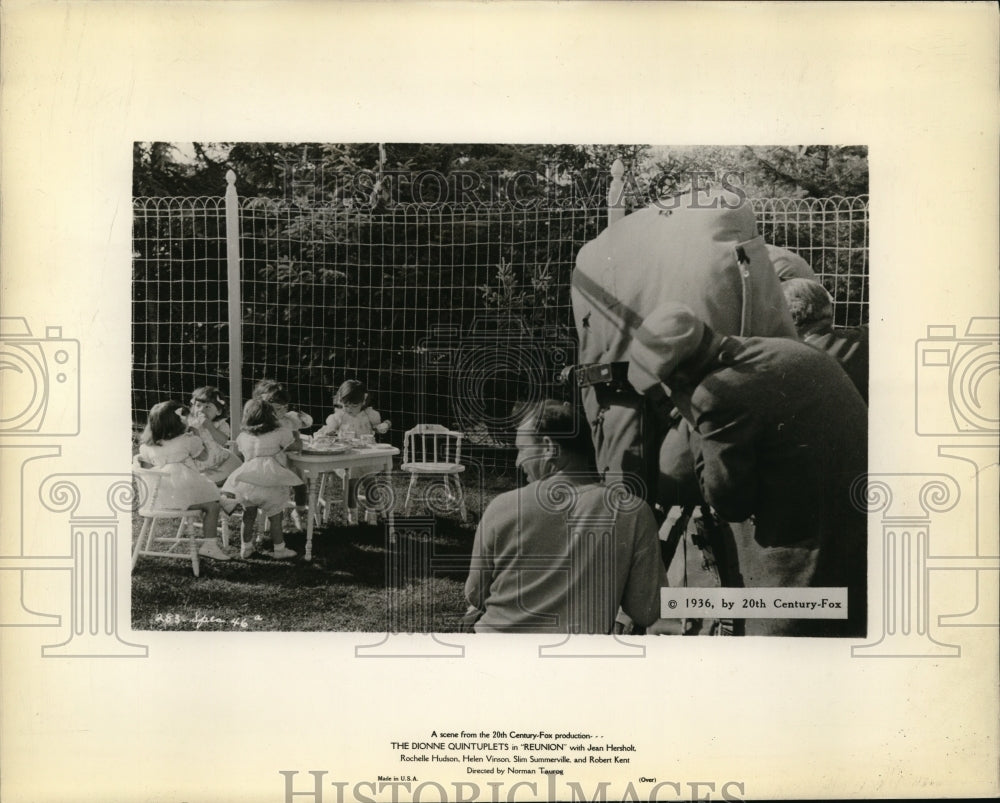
781, 278, 834, 336
514, 399, 595, 482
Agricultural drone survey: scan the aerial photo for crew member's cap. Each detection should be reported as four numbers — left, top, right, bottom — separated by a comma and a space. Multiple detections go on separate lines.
627, 303, 706, 392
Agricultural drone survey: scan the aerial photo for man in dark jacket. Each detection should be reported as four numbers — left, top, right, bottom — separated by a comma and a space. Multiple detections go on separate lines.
782, 277, 870, 403
628, 303, 868, 637
570, 197, 797, 512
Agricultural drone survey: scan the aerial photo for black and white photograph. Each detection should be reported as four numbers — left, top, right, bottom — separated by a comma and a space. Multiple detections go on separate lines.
2, 3, 997, 802
130, 142, 871, 638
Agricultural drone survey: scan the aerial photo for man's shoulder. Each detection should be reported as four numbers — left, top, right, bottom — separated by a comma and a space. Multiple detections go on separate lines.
727, 333, 867, 413
481, 480, 656, 531
734, 334, 848, 375
482, 479, 603, 517
741, 333, 811, 356
693, 335, 827, 404
805, 326, 867, 361
610, 494, 659, 533
480, 486, 526, 525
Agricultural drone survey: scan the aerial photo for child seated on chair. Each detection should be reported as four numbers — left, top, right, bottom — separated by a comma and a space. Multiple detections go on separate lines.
315, 379, 391, 440
253, 379, 312, 529
187, 385, 243, 485
252, 379, 314, 434
315, 379, 391, 524
137, 400, 231, 560
222, 399, 303, 560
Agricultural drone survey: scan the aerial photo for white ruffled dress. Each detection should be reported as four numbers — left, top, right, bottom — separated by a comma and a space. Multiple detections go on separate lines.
138, 434, 222, 509
222, 428, 304, 517
190, 418, 243, 484
274, 410, 313, 468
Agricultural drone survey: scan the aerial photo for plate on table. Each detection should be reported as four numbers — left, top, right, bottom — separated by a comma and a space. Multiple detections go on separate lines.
363, 443, 396, 451
301, 437, 350, 455
301, 445, 350, 455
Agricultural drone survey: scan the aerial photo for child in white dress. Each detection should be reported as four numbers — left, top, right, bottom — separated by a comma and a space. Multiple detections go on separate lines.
137, 400, 228, 559
315, 379, 390, 440
187, 386, 242, 485
315, 380, 391, 524
254, 380, 312, 528
223, 399, 303, 559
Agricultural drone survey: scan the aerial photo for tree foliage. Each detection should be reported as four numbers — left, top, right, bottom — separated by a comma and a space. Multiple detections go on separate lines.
133, 143, 868, 451
134, 142, 868, 201
644, 145, 868, 198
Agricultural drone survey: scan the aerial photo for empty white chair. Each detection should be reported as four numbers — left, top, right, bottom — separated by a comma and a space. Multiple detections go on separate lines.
400, 425, 468, 521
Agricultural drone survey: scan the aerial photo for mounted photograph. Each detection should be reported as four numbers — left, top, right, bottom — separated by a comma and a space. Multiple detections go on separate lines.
130, 142, 870, 636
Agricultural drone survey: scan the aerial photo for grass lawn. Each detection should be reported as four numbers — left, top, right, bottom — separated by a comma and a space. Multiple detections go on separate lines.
131, 467, 514, 632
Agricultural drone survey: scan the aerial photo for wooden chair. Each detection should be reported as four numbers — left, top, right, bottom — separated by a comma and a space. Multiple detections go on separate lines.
400, 424, 468, 521
131, 466, 230, 577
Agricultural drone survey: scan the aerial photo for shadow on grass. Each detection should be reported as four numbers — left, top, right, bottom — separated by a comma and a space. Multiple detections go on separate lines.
130, 461, 513, 632
131, 515, 476, 632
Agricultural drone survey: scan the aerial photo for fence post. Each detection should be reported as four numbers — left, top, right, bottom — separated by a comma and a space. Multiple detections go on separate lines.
224, 170, 243, 434
607, 158, 625, 228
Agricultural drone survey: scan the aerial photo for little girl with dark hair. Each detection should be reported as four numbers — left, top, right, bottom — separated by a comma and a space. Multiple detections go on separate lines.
315, 379, 390, 439
137, 400, 228, 559
315, 379, 391, 525
222, 399, 303, 559
253, 379, 312, 528
187, 385, 242, 484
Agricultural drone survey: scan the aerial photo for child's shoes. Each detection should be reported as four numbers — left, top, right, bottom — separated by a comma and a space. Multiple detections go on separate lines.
346, 508, 358, 526
198, 540, 232, 561
271, 545, 297, 560
240, 541, 256, 559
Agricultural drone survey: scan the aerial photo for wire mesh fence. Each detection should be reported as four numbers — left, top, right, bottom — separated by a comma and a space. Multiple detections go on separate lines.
752, 196, 869, 329
132, 197, 228, 416
236, 200, 597, 445
132, 192, 869, 469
